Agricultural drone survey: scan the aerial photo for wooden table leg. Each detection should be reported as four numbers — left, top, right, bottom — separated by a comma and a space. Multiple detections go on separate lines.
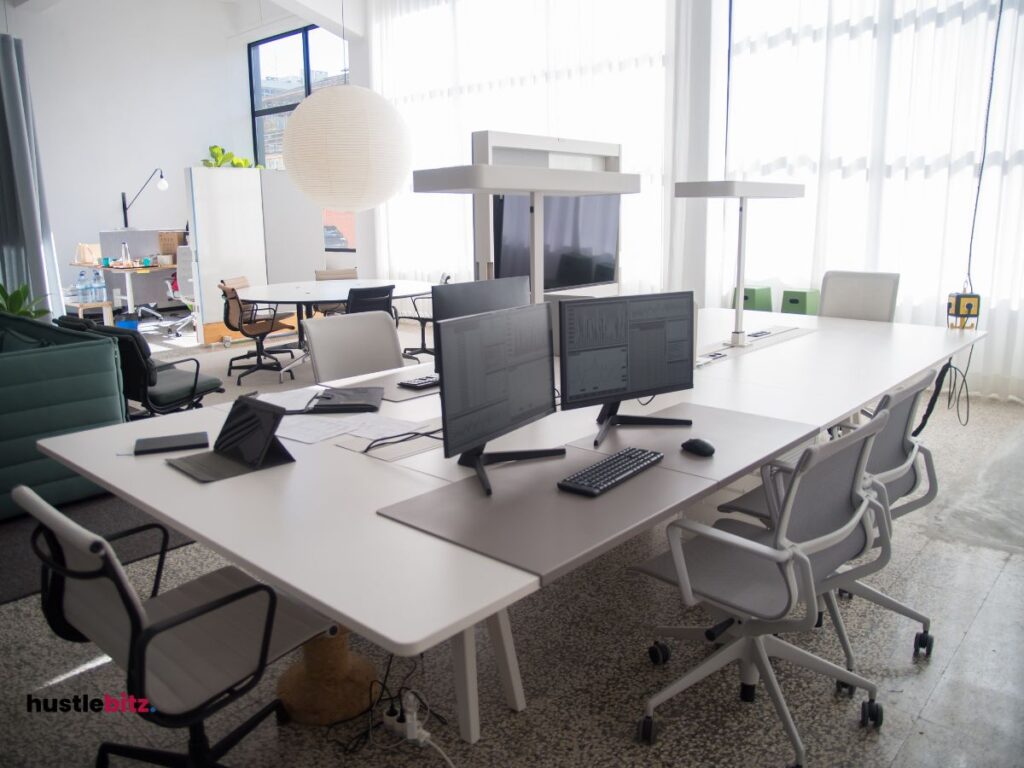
277, 628, 378, 725
102, 302, 114, 325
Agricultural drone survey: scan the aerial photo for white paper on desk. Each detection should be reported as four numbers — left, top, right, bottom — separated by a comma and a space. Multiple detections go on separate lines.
341, 414, 429, 440
256, 387, 324, 413
275, 415, 358, 444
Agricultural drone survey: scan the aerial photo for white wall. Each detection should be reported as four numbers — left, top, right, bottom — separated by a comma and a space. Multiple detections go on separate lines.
6, 0, 300, 286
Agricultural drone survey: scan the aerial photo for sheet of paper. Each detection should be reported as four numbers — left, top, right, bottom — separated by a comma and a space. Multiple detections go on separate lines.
275, 414, 358, 444
344, 414, 429, 440
256, 387, 324, 413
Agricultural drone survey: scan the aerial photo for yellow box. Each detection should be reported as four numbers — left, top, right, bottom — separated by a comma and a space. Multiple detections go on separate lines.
947, 292, 980, 329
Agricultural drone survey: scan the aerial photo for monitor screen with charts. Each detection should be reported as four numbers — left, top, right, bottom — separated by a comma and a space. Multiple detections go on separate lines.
431, 277, 531, 370
438, 303, 556, 458
559, 292, 695, 410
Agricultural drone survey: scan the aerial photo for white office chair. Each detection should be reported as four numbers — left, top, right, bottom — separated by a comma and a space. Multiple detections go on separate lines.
819, 270, 900, 322
13, 484, 333, 768
633, 412, 892, 768
719, 369, 939, 660
302, 311, 404, 383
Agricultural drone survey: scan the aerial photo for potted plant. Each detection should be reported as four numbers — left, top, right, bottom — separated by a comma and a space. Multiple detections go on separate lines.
201, 145, 263, 169
0, 284, 49, 319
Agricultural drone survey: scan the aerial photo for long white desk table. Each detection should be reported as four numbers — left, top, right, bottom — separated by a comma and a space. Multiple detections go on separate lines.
37, 308, 983, 745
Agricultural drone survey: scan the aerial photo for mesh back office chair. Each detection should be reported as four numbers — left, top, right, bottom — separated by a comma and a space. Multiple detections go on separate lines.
395, 273, 451, 359
302, 311, 404, 383
219, 282, 295, 385
345, 285, 395, 316
313, 267, 358, 316
633, 413, 892, 767
13, 484, 332, 768
720, 369, 939, 659
819, 271, 900, 322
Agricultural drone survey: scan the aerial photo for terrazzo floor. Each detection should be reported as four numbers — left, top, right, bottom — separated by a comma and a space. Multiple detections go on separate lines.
1, 361, 1021, 768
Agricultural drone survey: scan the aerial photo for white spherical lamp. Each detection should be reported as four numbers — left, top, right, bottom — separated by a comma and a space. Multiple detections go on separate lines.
283, 85, 411, 212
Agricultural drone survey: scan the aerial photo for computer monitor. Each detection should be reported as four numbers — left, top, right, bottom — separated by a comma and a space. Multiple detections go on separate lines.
437, 303, 565, 495
431, 276, 531, 369
559, 292, 695, 446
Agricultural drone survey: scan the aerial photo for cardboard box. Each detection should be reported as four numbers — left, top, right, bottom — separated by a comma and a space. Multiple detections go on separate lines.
158, 231, 186, 256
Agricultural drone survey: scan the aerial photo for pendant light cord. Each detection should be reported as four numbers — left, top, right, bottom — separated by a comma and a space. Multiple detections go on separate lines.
965, 0, 1005, 294
341, 0, 349, 84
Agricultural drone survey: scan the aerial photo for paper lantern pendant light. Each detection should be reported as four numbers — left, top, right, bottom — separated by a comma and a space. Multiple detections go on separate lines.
283, 84, 411, 212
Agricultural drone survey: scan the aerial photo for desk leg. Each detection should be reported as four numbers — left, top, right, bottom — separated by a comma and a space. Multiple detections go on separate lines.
124, 272, 136, 313
485, 609, 526, 712
451, 626, 480, 743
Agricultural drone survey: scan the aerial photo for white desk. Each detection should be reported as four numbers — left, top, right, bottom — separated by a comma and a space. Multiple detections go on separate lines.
37, 308, 983, 743
237, 279, 432, 306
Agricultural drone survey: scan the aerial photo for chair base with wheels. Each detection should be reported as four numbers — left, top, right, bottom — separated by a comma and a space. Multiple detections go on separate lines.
97, 700, 288, 768
227, 342, 295, 386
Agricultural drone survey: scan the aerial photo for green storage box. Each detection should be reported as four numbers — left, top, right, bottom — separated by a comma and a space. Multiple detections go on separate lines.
781, 289, 820, 315
735, 286, 772, 312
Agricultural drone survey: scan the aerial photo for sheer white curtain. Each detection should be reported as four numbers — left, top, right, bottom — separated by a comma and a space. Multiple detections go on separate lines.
722, 0, 1024, 399
369, 0, 670, 292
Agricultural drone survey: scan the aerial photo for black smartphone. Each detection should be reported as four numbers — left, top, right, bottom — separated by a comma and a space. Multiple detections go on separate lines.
134, 432, 210, 456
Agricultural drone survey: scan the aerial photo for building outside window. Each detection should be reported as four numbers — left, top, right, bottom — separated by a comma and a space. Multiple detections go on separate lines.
249, 26, 356, 252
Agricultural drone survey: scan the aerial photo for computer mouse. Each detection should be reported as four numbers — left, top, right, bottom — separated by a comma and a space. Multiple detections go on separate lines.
681, 438, 715, 457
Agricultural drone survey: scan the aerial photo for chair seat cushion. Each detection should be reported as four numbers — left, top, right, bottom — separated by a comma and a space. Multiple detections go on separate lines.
718, 485, 772, 520
148, 367, 223, 406
633, 533, 793, 621
141, 566, 331, 716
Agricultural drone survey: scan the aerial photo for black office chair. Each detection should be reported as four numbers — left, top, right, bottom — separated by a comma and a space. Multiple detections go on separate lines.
395, 273, 451, 358
55, 316, 224, 418
345, 285, 396, 316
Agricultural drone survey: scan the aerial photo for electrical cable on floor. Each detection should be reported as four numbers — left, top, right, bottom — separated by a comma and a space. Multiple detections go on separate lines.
426, 738, 458, 768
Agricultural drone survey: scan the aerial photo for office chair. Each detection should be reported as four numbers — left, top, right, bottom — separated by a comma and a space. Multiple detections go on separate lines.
302, 311, 404, 383
345, 284, 395, 317
313, 267, 358, 315
719, 369, 939, 659
395, 272, 451, 358
54, 316, 224, 418
633, 412, 892, 767
819, 270, 900, 322
219, 283, 295, 385
13, 484, 333, 768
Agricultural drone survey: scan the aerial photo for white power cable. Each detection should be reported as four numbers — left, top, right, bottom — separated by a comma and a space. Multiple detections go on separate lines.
425, 738, 457, 768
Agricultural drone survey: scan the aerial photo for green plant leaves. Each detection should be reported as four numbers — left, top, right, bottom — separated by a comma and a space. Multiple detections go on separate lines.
201, 145, 257, 169
0, 283, 49, 318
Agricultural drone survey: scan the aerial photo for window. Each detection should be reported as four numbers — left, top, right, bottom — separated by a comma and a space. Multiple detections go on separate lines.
249, 26, 355, 251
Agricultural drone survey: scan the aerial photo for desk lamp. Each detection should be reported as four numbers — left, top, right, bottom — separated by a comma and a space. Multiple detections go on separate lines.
675, 180, 804, 346
121, 168, 168, 228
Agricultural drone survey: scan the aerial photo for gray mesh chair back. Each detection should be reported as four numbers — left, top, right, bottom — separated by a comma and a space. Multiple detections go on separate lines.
820, 270, 900, 322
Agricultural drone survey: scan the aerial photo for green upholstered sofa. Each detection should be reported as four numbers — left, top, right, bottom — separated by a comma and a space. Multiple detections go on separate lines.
0, 312, 126, 519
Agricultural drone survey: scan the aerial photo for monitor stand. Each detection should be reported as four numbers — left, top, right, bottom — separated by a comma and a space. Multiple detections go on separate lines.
458, 444, 567, 496
593, 401, 692, 447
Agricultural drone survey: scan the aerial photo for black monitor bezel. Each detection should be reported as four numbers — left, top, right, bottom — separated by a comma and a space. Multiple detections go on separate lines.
437, 303, 557, 458
558, 291, 695, 412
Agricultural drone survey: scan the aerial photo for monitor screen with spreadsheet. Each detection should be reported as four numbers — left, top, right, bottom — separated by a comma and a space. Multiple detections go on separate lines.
437, 303, 556, 458
559, 292, 694, 410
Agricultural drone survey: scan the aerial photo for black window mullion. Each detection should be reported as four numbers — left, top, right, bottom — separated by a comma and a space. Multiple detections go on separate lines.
302, 27, 312, 97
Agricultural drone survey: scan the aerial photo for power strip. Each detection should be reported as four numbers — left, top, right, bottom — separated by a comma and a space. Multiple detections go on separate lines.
382, 691, 431, 746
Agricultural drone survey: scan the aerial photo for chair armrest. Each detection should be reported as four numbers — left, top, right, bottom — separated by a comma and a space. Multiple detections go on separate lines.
131, 583, 277, 710
410, 295, 432, 318
666, 518, 792, 608
106, 523, 170, 598
157, 357, 202, 402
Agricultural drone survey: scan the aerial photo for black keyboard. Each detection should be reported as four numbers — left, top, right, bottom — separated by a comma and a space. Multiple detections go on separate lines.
397, 374, 440, 390
557, 448, 664, 497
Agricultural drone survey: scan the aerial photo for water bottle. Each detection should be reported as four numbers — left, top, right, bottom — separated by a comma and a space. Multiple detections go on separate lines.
91, 270, 106, 302
75, 270, 88, 303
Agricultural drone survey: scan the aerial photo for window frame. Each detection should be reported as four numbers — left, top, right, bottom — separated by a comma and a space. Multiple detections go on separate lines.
248, 25, 355, 253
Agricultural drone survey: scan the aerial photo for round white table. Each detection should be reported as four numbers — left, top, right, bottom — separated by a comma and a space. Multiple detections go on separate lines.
237, 279, 433, 347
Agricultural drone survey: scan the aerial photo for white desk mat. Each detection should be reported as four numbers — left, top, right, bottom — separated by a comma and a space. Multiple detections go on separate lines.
337, 418, 443, 461
356, 366, 440, 402
378, 445, 714, 585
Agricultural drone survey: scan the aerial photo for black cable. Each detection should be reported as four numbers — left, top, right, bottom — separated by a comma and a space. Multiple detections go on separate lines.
637, 396, 655, 406
361, 428, 443, 454
945, 345, 973, 426
965, 0, 1006, 293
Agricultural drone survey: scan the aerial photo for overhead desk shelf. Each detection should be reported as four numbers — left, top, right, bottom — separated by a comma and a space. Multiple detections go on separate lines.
413, 164, 641, 196
674, 180, 804, 199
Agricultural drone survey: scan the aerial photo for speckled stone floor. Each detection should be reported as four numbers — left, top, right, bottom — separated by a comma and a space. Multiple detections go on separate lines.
1, 394, 1021, 768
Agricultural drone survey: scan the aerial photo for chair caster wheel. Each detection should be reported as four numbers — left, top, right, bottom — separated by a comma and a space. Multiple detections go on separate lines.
636, 715, 656, 744
275, 703, 291, 725
815, 610, 824, 628
648, 641, 670, 666
740, 683, 756, 702
835, 680, 856, 697
913, 630, 934, 659
838, 589, 853, 600
860, 699, 883, 729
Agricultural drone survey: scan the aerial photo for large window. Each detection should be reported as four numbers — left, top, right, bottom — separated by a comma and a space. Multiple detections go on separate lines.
249, 25, 356, 252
